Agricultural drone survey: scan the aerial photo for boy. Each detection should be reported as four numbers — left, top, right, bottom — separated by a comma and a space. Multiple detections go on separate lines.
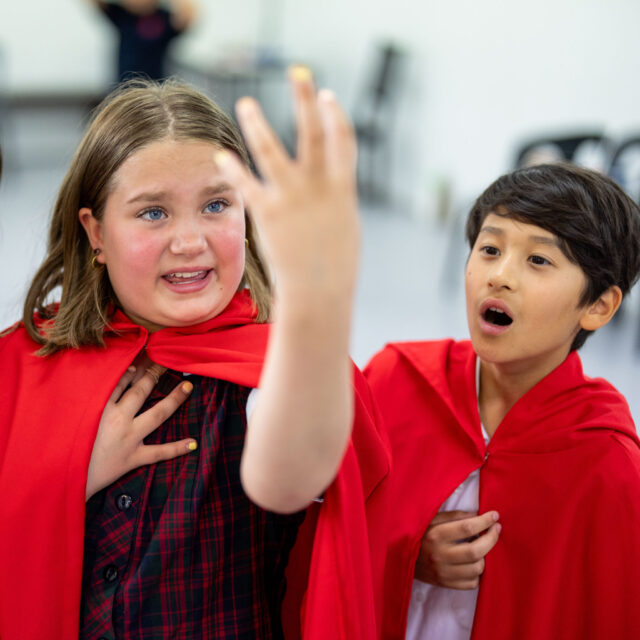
365, 163, 640, 639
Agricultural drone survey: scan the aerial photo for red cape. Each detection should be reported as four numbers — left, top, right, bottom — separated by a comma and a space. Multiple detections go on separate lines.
365, 339, 640, 640
0, 291, 390, 640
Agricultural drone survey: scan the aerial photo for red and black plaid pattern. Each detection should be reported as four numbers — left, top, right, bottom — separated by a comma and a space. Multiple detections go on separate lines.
81, 370, 304, 639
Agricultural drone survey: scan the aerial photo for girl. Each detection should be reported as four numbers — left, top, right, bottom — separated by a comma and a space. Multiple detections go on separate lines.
0, 74, 389, 639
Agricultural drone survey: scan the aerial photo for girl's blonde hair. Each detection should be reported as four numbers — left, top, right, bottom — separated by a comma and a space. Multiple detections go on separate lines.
21, 79, 271, 354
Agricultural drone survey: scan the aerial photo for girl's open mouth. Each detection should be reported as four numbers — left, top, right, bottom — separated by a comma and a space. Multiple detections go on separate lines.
163, 270, 211, 285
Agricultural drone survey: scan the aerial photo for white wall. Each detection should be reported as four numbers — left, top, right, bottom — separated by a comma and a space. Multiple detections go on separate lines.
2, 0, 640, 214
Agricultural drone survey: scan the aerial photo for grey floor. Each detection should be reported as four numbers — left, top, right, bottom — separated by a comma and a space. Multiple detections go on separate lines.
1, 108, 639, 426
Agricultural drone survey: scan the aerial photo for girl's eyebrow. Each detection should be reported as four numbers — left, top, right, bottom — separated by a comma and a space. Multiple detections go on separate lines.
126, 183, 235, 205
126, 191, 168, 204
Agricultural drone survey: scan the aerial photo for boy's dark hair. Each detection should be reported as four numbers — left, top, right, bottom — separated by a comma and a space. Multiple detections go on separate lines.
465, 163, 640, 350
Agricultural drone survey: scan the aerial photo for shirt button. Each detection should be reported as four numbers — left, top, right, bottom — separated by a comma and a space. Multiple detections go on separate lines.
103, 565, 119, 583
116, 493, 134, 511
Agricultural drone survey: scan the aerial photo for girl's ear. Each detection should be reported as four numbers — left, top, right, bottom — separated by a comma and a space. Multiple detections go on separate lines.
78, 208, 103, 255
579, 285, 623, 332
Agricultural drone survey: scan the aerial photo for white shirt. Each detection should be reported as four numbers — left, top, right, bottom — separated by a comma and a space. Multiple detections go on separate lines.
405, 361, 489, 640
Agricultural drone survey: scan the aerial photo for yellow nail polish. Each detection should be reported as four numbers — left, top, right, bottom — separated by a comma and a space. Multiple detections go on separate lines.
187, 441, 198, 451
289, 64, 312, 82
182, 381, 193, 394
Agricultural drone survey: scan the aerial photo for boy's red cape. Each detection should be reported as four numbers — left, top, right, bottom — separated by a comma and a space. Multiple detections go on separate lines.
365, 339, 640, 640
0, 291, 390, 640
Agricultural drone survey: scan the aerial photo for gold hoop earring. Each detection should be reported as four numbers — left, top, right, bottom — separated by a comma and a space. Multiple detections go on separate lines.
91, 248, 102, 269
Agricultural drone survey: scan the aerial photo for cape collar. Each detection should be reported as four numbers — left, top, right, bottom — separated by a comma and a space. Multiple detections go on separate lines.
392, 339, 637, 453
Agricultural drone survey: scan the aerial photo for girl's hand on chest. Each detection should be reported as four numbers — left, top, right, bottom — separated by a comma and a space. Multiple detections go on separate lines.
86, 356, 196, 501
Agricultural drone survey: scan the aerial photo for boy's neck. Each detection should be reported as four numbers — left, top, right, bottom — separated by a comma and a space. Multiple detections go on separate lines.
477, 351, 569, 437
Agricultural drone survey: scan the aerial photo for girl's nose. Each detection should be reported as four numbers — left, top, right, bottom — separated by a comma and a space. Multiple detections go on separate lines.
169, 221, 208, 255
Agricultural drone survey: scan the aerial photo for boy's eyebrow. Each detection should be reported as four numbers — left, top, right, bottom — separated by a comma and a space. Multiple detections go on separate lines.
478, 225, 504, 236
529, 234, 562, 247
479, 225, 561, 247
126, 183, 235, 204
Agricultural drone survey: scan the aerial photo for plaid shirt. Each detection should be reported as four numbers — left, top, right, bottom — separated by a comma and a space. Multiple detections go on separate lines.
80, 370, 304, 639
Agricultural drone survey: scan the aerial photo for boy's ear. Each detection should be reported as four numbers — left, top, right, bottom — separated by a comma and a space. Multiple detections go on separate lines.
78, 207, 103, 252
579, 285, 623, 332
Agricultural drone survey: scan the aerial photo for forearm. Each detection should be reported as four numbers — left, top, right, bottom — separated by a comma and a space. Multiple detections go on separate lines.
241, 290, 354, 514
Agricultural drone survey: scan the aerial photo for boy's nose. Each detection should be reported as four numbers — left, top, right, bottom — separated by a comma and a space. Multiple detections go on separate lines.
487, 257, 516, 291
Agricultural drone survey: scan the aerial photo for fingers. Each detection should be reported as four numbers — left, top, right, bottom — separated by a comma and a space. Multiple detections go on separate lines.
416, 510, 502, 590
117, 364, 167, 414
434, 559, 486, 590
428, 510, 500, 544
132, 438, 198, 469
317, 89, 357, 180
235, 97, 290, 184
290, 66, 325, 172
135, 380, 193, 438
214, 149, 264, 214
108, 365, 138, 404
429, 510, 479, 527
445, 522, 502, 564
228, 68, 354, 194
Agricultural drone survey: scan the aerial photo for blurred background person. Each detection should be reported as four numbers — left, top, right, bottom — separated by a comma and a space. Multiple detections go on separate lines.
87, 0, 197, 83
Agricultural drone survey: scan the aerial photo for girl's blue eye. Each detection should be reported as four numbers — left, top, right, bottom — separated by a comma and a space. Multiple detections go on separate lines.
529, 255, 550, 266
205, 200, 226, 214
140, 208, 166, 221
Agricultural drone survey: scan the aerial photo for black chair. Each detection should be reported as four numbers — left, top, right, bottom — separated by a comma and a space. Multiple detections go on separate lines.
353, 42, 406, 203
606, 135, 640, 346
514, 132, 611, 169
608, 135, 640, 205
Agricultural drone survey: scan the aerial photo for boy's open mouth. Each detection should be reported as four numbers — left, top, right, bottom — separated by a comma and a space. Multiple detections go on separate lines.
163, 270, 211, 285
483, 307, 513, 327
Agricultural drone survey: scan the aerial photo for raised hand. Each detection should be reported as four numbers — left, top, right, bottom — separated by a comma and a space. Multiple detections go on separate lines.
214, 68, 359, 513
86, 360, 196, 500
415, 510, 502, 590
217, 65, 359, 303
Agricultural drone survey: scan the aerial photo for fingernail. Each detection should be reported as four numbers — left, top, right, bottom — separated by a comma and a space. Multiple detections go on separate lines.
187, 441, 198, 451
236, 97, 256, 118
289, 64, 312, 82
492, 511, 500, 521
496, 523, 502, 534
318, 88, 335, 102
214, 150, 230, 167
127, 366, 136, 373
182, 381, 193, 394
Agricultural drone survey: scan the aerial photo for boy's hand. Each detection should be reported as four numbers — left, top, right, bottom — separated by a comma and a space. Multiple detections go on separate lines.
86, 361, 196, 501
216, 66, 359, 305
415, 510, 501, 590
